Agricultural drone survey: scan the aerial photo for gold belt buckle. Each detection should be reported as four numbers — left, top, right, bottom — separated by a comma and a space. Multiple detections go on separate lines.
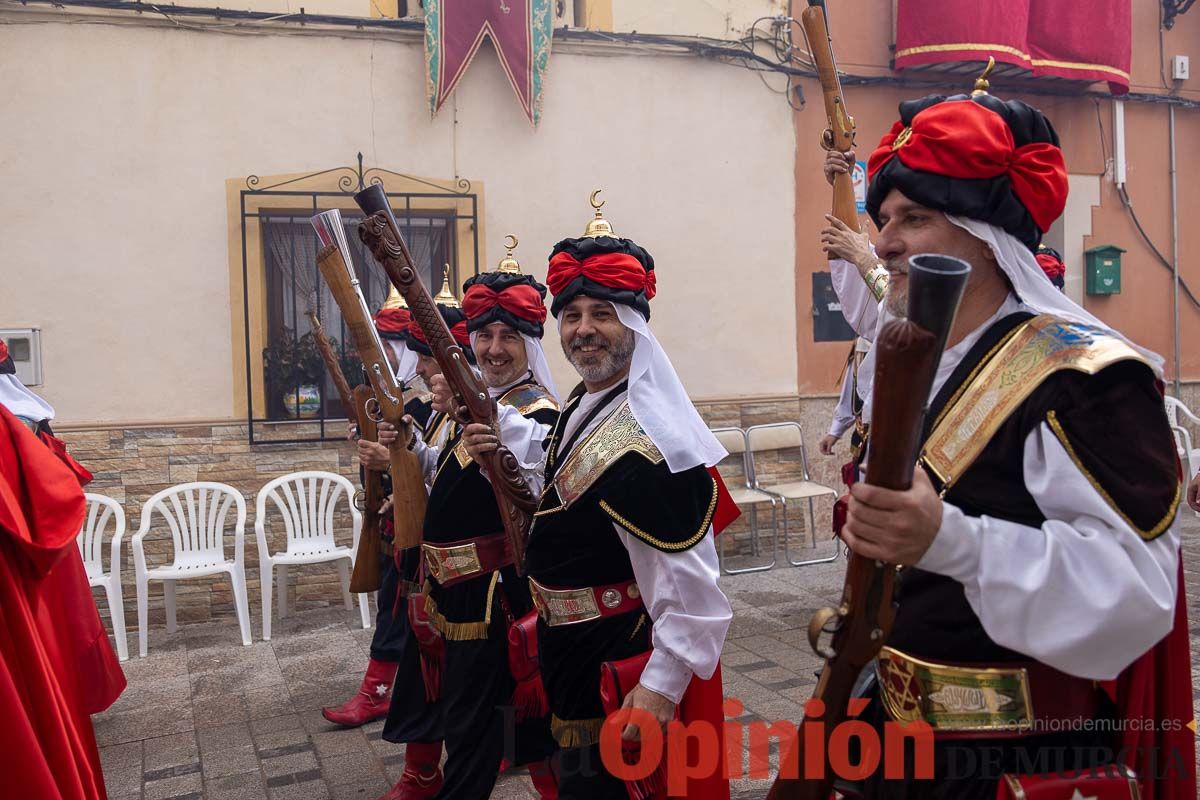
422, 542, 482, 584
877, 646, 1035, 733
530, 578, 602, 626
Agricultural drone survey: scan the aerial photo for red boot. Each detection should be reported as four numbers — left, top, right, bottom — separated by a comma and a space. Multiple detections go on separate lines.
321, 658, 398, 727
529, 758, 558, 799
377, 741, 443, 800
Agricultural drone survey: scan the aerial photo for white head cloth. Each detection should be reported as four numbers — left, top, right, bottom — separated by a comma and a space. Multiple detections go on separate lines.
385, 338, 420, 386
946, 216, 1165, 376
0, 375, 55, 422
468, 331, 559, 402
609, 303, 727, 473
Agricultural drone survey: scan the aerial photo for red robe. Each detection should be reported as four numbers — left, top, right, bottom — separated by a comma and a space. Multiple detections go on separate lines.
0, 406, 125, 799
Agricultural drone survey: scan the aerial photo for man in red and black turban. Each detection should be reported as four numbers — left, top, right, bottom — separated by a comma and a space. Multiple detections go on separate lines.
384, 250, 560, 800
822, 85, 1193, 800
455, 201, 739, 799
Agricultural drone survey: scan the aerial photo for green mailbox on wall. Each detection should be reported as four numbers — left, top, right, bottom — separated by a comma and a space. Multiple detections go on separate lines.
1085, 245, 1124, 295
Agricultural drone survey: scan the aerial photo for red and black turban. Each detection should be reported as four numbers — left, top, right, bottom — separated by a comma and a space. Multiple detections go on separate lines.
372, 307, 412, 341
867, 94, 1068, 251
0, 340, 12, 375
546, 236, 656, 320
461, 273, 549, 338
405, 305, 476, 366
1036, 244, 1067, 289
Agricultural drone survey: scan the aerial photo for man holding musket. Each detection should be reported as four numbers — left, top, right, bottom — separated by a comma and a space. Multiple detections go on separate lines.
821, 79, 1193, 798
457, 199, 735, 798
412, 255, 560, 800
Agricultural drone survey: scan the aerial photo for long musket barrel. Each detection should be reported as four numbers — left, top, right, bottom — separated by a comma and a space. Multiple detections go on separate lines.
802, 0, 858, 229
768, 255, 969, 800
306, 310, 385, 592
310, 210, 428, 558
353, 184, 537, 574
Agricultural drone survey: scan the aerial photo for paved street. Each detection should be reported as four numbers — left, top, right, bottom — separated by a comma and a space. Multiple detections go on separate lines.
95, 521, 1200, 800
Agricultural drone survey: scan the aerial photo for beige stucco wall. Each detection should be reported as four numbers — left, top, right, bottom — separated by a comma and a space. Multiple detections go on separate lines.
0, 13, 796, 425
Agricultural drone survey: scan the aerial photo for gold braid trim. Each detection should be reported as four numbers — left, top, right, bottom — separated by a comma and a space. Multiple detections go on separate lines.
1045, 410, 1180, 542
599, 476, 718, 552
552, 714, 605, 748
421, 572, 501, 641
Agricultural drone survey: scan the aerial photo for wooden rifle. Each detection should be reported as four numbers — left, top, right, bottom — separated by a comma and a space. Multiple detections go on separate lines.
306, 311, 386, 593
353, 184, 537, 575
310, 211, 428, 562
767, 255, 970, 800
801, 0, 890, 300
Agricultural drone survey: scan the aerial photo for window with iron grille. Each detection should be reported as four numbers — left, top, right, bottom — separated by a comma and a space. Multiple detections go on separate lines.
238, 162, 480, 444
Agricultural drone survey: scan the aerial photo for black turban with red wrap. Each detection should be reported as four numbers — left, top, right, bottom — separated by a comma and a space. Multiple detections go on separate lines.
372, 307, 412, 341
405, 305, 476, 366
461, 273, 548, 338
867, 94, 1068, 251
0, 340, 13, 375
1035, 244, 1067, 289
546, 236, 656, 320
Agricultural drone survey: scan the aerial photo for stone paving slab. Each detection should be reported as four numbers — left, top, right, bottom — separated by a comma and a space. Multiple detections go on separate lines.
96, 522, 1200, 799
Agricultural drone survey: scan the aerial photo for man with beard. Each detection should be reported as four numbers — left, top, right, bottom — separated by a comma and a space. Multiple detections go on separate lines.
323, 286, 436, 732
814, 81, 1193, 798
458, 201, 734, 798
407, 259, 560, 800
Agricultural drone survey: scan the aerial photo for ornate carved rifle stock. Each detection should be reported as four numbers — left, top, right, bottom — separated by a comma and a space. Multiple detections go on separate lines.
802, 0, 858, 230
768, 255, 969, 800
310, 215, 427, 556
307, 311, 385, 592
353, 183, 536, 574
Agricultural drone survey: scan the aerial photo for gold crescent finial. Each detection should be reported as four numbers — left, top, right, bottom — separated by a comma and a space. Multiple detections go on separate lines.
434, 267, 461, 308
590, 189, 605, 212
497, 234, 522, 273
582, 189, 616, 238
972, 57, 996, 96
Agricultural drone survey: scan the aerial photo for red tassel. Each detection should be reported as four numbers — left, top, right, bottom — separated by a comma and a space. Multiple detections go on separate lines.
621, 741, 667, 800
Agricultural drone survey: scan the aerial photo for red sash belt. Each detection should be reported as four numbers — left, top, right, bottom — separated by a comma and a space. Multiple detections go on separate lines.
421, 532, 513, 587
529, 577, 643, 626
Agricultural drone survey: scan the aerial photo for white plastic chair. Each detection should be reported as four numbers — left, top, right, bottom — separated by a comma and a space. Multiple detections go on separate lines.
710, 427, 781, 574
746, 422, 840, 567
132, 482, 252, 657
77, 493, 129, 661
255, 471, 369, 641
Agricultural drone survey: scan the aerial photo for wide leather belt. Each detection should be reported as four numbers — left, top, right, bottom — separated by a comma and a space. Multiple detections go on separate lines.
422, 533, 513, 587
529, 577, 643, 626
877, 646, 1100, 739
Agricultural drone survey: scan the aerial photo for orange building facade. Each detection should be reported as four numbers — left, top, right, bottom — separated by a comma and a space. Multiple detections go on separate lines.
790, 0, 1200, 395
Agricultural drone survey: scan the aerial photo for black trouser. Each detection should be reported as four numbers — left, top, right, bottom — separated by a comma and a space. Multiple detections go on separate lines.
553, 744, 626, 800
369, 550, 406, 662
433, 583, 555, 800
382, 548, 443, 745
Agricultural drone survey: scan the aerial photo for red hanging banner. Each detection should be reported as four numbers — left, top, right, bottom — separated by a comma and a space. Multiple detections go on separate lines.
894, 0, 1132, 95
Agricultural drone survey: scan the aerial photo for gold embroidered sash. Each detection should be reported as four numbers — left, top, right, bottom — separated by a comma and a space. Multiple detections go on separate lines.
921, 315, 1148, 491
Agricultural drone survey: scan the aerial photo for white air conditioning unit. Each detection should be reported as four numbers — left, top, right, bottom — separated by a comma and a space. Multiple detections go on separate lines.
1, 328, 43, 386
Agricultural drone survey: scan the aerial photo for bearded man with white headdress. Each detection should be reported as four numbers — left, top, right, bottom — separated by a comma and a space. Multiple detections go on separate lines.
823, 82, 1194, 798
459, 202, 738, 799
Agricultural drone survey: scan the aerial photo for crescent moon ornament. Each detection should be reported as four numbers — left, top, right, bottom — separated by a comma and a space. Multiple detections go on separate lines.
503, 234, 518, 251
590, 190, 605, 211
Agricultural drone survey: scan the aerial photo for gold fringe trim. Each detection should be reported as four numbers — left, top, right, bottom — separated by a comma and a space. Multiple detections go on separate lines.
1046, 410, 1180, 541
599, 476, 718, 552
552, 714, 605, 748
895, 42, 1131, 80
420, 572, 501, 641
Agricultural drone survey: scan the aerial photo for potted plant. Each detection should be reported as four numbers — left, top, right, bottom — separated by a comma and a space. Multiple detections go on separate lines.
263, 329, 325, 419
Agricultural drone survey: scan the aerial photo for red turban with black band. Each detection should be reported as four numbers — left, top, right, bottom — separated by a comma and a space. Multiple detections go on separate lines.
867, 94, 1068, 251
372, 307, 411, 341
0, 340, 12, 375
405, 305, 476, 365
1035, 244, 1067, 290
546, 236, 656, 320
462, 273, 549, 338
